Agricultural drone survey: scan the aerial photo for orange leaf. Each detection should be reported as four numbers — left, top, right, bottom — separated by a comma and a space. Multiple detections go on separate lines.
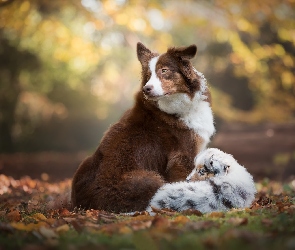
118, 225, 132, 234
208, 212, 225, 218
55, 224, 70, 234
172, 215, 190, 225
59, 208, 71, 217
151, 216, 170, 228
6, 210, 21, 222
32, 213, 47, 221
181, 209, 203, 216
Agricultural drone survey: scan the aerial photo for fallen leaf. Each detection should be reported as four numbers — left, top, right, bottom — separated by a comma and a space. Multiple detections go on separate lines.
32, 213, 47, 221
130, 220, 152, 231
39, 226, 58, 239
52, 218, 67, 227
227, 217, 248, 226
129, 214, 153, 221
6, 210, 21, 222
172, 215, 190, 225
118, 225, 132, 234
151, 207, 177, 216
256, 195, 272, 206
132, 211, 150, 217
208, 212, 225, 218
151, 216, 170, 228
59, 208, 71, 217
11, 221, 48, 231
181, 209, 203, 216
55, 224, 70, 234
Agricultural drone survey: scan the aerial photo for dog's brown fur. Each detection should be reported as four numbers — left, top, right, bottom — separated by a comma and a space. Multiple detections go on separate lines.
71, 43, 212, 213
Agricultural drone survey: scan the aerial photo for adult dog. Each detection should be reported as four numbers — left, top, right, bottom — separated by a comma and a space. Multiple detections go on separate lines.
71, 43, 215, 213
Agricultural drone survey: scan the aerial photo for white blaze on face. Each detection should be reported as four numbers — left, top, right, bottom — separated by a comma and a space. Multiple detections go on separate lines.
145, 56, 164, 96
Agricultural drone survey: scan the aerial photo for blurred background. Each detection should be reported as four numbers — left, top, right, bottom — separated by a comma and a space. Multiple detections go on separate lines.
0, 0, 294, 182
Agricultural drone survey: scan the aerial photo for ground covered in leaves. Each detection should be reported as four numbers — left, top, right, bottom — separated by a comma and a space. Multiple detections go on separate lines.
1, 175, 295, 250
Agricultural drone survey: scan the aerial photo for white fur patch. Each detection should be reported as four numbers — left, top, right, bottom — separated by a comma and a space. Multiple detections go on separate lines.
145, 56, 164, 96
157, 70, 215, 147
158, 94, 215, 148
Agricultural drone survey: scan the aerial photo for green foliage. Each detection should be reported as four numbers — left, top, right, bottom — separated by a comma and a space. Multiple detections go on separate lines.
0, 0, 294, 152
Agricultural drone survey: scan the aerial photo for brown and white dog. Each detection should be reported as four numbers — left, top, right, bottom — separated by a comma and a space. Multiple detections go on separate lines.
71, 42, 215, 213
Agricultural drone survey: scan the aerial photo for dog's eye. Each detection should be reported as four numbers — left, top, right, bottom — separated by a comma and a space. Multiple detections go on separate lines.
198, 169, 205, 176
161, 68, 168, 74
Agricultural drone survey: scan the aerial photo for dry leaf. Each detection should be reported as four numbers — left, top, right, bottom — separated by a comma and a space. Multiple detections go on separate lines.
11, 221, 48, 231
118, 225, 132, 234
227, 217, 248, 226
32, 213, 47, 221
6, 210, 21, 222
151, 216, 170, 228
181, 209, 203, 216
172, 215, 190, 225
130, 220, 152, 231
256, 195, 272, 206
208, 212, 225, 218
129, 215, 153, 221
39, 226, 58, 239
55, 224, 70, 234
151, 207, 177, 216
59, 208, 71, 217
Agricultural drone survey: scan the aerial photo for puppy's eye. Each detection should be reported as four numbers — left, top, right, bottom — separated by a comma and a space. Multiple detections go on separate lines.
198, 169, 205, 176
210, 161, 213, 166
161, 68, 168, 74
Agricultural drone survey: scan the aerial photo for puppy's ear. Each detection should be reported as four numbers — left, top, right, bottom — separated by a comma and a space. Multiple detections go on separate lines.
167, 44, 197, 60
137, 42, 153, 65
168, 45, 199, 94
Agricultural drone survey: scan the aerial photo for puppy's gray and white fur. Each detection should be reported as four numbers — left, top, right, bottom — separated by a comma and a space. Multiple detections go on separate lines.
147, 148, 256, 214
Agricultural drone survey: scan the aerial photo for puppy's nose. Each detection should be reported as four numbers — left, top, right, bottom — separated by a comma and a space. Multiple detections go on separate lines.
143, 85, 153, 95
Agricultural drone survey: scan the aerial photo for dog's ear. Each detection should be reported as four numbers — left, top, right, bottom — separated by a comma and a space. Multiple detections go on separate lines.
168, 45, 199, 93
137, 42, 153, 65
167, 44, 197, 60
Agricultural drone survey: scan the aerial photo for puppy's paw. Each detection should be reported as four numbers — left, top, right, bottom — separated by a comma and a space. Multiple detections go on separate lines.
187, 148, 234, 182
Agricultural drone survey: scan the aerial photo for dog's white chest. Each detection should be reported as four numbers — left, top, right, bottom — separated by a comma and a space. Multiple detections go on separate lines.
181, 100, 215, 148
158, 93, 215, 149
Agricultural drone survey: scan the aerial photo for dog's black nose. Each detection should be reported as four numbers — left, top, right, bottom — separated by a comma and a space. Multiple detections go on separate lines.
143, 85, 153, 95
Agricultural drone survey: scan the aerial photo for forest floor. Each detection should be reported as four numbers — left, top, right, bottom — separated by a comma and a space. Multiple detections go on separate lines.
0, 122, 295, 249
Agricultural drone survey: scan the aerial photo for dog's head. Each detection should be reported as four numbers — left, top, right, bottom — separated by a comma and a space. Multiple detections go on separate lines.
137, 42, 203, 101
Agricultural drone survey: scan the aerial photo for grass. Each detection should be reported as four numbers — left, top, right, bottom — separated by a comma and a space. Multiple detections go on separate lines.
0, 175, 295, 249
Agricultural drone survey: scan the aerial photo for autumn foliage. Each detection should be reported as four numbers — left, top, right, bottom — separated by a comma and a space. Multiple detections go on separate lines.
1, 174, 295, 249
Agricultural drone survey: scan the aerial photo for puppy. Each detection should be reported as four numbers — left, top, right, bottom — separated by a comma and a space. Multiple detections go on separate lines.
147, 148, 256, 214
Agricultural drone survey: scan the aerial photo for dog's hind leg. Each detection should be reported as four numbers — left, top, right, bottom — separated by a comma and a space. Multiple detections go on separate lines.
73, 168, 165, 213
114, 170, 165, 212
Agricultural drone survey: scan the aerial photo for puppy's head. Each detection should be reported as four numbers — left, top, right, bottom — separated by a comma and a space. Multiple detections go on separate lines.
137, 42, 201, 100
186, 154, 230, 182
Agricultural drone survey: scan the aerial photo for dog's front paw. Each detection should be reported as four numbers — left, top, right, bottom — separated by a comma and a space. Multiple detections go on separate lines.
187, 148, 234, 182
